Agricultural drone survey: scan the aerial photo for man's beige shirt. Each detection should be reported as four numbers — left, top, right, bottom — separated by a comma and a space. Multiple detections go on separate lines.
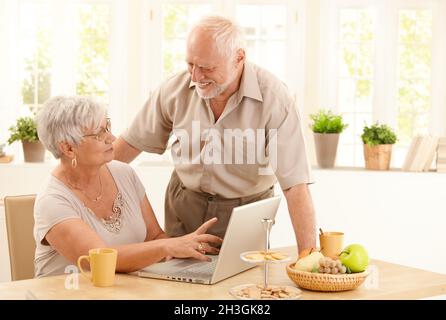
123, 62, 313, 198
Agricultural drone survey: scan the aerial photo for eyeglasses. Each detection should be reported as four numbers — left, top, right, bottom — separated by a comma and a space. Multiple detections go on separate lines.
82, 118, 112, 142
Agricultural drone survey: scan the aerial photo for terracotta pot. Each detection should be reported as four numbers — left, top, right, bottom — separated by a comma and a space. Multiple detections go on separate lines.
363, 144, 392, 170
22, 140, 45, 162
313, 133, 340, 168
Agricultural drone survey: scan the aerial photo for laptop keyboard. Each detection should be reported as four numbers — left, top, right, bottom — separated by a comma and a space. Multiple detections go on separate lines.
175, 258, 218, 278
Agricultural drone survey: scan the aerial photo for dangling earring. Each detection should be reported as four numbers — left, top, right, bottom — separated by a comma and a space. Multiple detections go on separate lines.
71, 158, 77, 168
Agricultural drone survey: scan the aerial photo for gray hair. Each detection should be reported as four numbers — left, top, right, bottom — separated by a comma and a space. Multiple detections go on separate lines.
190, 15, 246, 60
37, 96, 107, 159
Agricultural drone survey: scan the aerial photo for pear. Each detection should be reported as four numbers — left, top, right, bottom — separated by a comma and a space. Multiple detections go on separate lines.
294, 251, 324, 272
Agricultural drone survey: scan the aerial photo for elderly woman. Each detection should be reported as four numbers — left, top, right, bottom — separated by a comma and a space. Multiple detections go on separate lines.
34, 96, 222, 277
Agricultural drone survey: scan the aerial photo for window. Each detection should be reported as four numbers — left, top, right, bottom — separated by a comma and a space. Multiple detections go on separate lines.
17, 0, 112, 113
19, 2, 52, 115
0, 0, 115, 157
236, 4, 288, 81
162, 2, 212, 79
140, 0, 301, 164
73, 3, 111, 101
337, 9, 375, 166
396, 9, 432, 145
4, 0, 445, 168
2, 0, 301, 141
321, 0, 445, 168
158, 1, 298, 86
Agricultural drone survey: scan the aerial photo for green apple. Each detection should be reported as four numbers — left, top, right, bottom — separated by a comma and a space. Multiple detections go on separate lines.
339, 244, 369, 273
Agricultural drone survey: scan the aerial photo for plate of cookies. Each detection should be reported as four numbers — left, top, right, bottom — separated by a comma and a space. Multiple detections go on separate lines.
240, 250, 291, 264
230, 284, 302, 300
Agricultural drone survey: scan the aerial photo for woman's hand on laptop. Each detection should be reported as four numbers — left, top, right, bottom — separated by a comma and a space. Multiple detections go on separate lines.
163, 217, 223, 262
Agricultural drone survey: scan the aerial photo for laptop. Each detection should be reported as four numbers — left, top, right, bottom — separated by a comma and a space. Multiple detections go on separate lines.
137, 195, 281, 284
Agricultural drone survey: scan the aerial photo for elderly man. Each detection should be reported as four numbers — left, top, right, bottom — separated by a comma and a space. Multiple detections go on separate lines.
114, 15, 316, 254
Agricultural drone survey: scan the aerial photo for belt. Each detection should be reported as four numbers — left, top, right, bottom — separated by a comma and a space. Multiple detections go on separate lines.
179, 181, 274, 203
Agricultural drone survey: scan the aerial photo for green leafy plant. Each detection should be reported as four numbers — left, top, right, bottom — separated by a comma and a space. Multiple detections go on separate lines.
361, 123, 397, 146
310, 110, 348, 134
7, 116, 39, 144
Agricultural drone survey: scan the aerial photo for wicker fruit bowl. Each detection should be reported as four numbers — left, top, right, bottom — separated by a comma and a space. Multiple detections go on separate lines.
286, 263, 368, 292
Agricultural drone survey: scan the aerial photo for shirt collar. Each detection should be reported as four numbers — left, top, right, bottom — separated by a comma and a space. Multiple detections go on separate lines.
238, 62, 263, 102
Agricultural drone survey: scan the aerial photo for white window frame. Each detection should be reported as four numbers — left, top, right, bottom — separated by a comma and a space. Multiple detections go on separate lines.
320, 0, 446, 167
226, 0, 304, 103
144, 0, 305, 106
1, 0, 129, 134
128, 0, 305, 163
0, 0, 21, 143
2, 0, 307, 144
15, 0, 115, 103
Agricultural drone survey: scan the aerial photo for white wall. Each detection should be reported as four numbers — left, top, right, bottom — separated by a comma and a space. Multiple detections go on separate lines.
1, 162, 445, 283
302, 0, 321, 166
311, 168, 446, 275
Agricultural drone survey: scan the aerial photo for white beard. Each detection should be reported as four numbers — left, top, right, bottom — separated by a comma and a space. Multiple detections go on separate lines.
193, 66, 238, 99
194, 81, 226, 99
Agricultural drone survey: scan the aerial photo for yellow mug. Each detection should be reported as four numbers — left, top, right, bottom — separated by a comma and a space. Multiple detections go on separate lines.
77, 248, 117, 287
319, 232, 344, 259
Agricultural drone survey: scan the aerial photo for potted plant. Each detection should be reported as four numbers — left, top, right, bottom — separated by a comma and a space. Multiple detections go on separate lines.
7, 116, 45, 162
310, 109, 348, 168
361, 123, 397, 170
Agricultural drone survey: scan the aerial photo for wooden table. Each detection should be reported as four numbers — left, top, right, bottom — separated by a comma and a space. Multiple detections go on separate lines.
1, 247, 445, 300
